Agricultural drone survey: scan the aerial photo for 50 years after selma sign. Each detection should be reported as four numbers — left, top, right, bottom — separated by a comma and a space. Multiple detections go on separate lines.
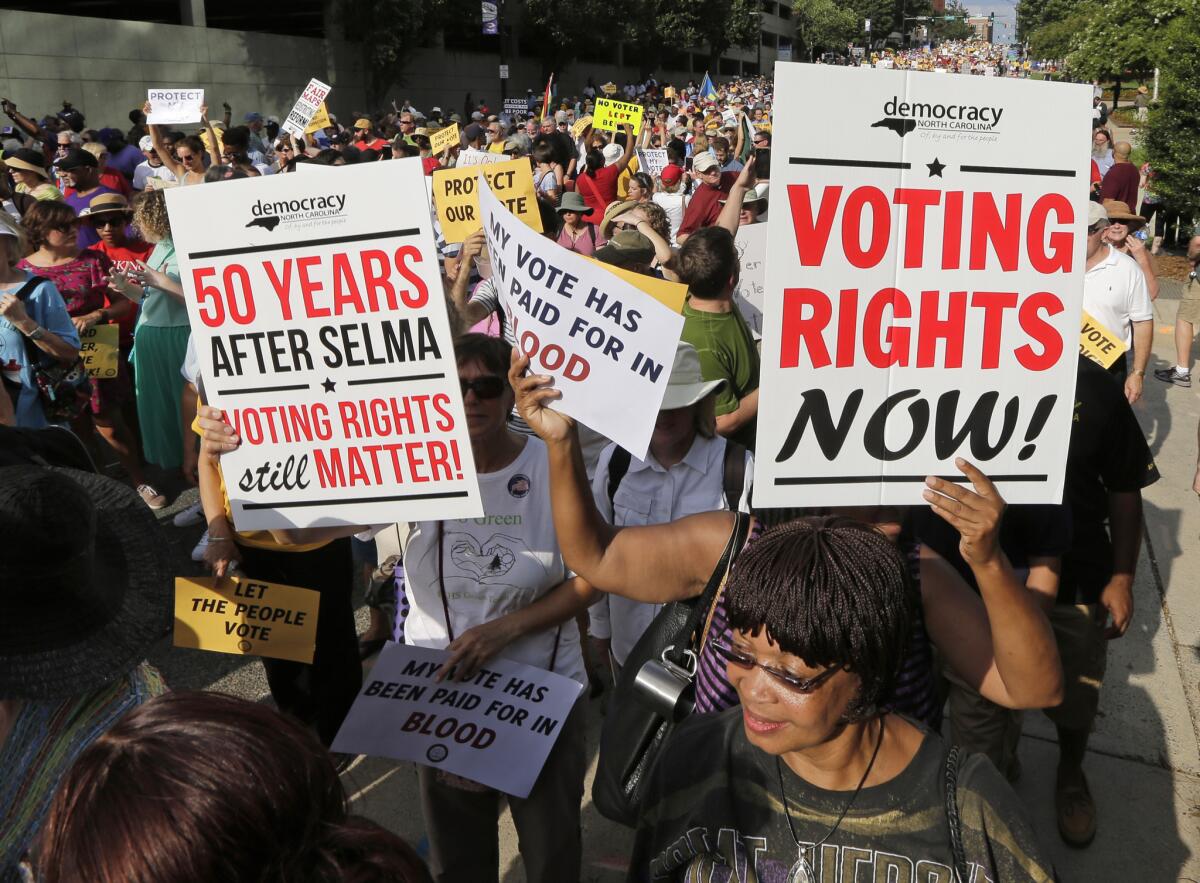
166, 160, 484, 529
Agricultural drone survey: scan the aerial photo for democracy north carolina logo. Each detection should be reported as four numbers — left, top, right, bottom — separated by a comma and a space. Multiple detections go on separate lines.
245, 193, 348, 232
872, 95, 1004, 137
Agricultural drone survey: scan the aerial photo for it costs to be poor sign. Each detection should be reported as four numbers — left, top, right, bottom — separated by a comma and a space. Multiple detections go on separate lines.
165, 160, 484, 529
755, 65, 1092, 507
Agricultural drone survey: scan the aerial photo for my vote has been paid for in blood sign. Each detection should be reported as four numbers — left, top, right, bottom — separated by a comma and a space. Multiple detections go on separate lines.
166, 160, 482, 529
754, 65, 1092, 507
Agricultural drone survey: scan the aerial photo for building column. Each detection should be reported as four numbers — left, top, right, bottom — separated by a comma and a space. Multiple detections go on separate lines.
180, 0, 206, 27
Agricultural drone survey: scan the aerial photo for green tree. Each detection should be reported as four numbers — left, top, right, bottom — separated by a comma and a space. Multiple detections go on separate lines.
793, 0, 859, 59
339, 0, 431, 105
651, 0, 760, 72
1142, 4, 1200, 215
1067, 0, 1186, 105
1026, 9, 1094, 59
520, 0, 623, 78
930, 0, 974, 41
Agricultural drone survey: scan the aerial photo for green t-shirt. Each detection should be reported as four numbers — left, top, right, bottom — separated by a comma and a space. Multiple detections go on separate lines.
629, 708, 1055, 883
680, 300, 759, 450
138, 239, 189, 328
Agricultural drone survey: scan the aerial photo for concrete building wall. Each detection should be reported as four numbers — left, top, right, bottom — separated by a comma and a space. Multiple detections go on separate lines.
0, 9, 367, 132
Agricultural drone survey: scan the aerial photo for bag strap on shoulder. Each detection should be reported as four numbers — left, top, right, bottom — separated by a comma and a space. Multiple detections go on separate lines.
721, 440, 747, 510
606, 447, 633, 512
664, 510, 750, 668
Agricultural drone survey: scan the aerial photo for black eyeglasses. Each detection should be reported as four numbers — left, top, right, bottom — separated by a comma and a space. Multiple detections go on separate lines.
711, 639, 842, 694
90, 216, 128, 228
460, 375, 506, 400
177, 153, 197, 162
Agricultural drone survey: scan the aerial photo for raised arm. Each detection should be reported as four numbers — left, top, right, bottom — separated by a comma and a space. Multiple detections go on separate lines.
447, 229, 492, 332
146, 102, 185, 179
201, 106, 222, 168
921, 459, 1063, 709
509, 351, 732, 602
614, 124, 636, 175
715, 162, 756, 236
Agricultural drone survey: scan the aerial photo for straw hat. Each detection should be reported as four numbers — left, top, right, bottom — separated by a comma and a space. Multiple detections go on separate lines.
4, 147, 49, 179
1101, 199, 1147, 230
0, 466, 169, 700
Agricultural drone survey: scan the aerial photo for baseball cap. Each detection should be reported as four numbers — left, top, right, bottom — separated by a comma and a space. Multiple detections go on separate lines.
463, 123, 485, 142
691, 152, 719, 173
1088, 201, 1110, 227
354, 118, 372, 130
244, 111, 263, 122
659, 164, 683, 186
55, 147, 99, 170
139, 135, 154, 151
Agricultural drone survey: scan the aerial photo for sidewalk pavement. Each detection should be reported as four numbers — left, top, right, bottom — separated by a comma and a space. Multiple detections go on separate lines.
148, 282, 1200, 880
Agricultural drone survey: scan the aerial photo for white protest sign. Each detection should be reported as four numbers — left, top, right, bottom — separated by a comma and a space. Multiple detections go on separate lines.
636, 148, 670, 179
332, 643, 583, 797
479, 175, 683, 460
165, 159, 483, 529
732, 223, 767, 337
456, 149, 508, 167
755, 63, 1090, 507
282, 77, 332, 139
146, 89, 205, 125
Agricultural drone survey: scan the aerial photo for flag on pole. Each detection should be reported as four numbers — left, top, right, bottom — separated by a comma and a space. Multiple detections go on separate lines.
699, 72, 717, 101
540, 74, 555, 119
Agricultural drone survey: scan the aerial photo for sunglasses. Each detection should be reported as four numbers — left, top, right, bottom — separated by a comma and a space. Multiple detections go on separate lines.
712, 639, 842, 694
90, 215, 129, 228
52, 221, 79, 233
460, 375, 506, 400
177, 152, 198, 162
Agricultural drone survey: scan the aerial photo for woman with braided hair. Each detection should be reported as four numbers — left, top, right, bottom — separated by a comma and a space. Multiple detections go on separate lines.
507, 351, 1064, 728
36, 691, 431, 883
628, 518, 1055, 881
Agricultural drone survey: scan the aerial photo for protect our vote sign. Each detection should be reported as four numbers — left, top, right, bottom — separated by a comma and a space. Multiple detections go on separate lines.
433, 157, 541, 244
165, 159, 483, 529
332, 643, 583, 797
479, 174, 683, 460
147, 88, 204, 125
755, 64, 1092, 507
174, 575, 319, 663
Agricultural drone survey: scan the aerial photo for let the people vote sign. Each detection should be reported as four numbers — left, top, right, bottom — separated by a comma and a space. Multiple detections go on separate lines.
147, 88, 204, 125
479, 174, 683, 459
755, 64, 1091, 506
165, 160, 483, 529
174, 575, 319, 663
332, 643, 583, 797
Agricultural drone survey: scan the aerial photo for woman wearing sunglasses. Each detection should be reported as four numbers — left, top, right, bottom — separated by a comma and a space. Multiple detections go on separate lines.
628, 517, 1054, 881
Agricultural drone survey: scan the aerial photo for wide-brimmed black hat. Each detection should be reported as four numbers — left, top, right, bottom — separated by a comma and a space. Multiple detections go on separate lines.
0, 466, 169, 699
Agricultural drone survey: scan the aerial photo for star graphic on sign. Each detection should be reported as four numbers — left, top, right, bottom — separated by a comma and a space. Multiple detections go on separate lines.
321, 378, 337, 393
926, 157, 946, 177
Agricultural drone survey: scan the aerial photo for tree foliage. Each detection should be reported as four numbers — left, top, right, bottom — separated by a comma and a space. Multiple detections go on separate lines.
1065, 0, 1168, 81
793, 0, 859, 59
1141, 3, 1200, 214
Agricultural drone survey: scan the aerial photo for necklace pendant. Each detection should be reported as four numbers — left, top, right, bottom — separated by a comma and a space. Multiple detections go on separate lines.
786, 849, 816, 883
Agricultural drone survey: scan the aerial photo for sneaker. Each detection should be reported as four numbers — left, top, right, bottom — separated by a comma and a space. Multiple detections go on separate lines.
191, 529, 210, 562
173, 501, 204, 527
1152, 366, 1192, 387
1056, 773, 1097, 847
137, 483, 167, 510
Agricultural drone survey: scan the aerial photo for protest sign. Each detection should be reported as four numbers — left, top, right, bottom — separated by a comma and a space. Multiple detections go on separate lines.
593, 98, 644, 133
503, 98, 527, 116
755, 63, 1091, 507
732, 223, 767, 336
664, 86, 676, 100
1079, 311, 1127, 369
433, 158, 542, 244
332, 643, 583, 797
146, 89, 204, 125
282, 77, 332, 139
584, 257, 687, 314
174, 575, 319, 663
479, 175, 682, 458
165, 159, 482, 529
429, 123, 460, 155
571, 116, 593, 138
455, 149, 507, 167
636, 148, 670, 180
303, 102, 332, 134
79, 324, 119, 378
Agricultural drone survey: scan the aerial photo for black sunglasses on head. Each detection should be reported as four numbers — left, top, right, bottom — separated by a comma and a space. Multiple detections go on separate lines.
460, 376, 506, 400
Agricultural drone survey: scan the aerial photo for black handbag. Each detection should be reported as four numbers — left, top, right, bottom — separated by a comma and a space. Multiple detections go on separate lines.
15, 276, 92, 424
592, 510, 751, 827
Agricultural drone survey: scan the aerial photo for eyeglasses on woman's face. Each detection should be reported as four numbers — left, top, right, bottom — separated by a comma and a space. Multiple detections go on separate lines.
712, 639, 842, 694
460, 375, 506, 400
89, 214, 129, 229
177, 151, 199, 164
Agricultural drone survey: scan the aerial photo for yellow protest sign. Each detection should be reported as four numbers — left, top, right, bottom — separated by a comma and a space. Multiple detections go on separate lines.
303, 102, 331, 134
663, 86, 676, 100
601, 82, 618, 96
79, 324, 119, 378
571, 116, 593, 138
433, 159, 542, 244
584, 257, 687, 314
1079, 311, 1128, 369
593, 98, 644, 133
174, 575, 319, 663
430, 123, 460, 155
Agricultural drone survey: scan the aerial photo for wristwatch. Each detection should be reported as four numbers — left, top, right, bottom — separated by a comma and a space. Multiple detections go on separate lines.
25, 325, 45, 341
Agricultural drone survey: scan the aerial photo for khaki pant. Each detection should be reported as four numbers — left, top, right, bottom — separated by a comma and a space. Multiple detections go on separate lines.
418, 697, 587, 883
1043, 603, 1109, 732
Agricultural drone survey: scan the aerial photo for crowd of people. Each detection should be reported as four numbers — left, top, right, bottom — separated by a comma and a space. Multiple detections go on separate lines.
1, 55, 1197, 883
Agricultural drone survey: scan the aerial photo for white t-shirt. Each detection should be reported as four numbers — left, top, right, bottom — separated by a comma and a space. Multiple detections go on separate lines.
133, 161, 176, 191
588, 435, 754, 665
652, 191, 688, 246
1083, 245, 1153, 347
401, 436, 586, 686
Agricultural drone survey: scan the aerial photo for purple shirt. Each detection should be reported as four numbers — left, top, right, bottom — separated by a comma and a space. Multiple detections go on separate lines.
107, 143, 144, 180
64, 185, 118, 248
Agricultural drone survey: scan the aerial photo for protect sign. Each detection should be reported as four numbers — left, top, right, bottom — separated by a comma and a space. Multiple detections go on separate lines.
331, 643, 583, 797
480, 175, 683, 460
165, 159, 483, 529
173, 576, 319, 663
429, 123, 460, 155
755, 64, 1091, 507
282, 77, 332, 139
433, 158, 542, 244
146, 88, 204, 125
592, 98, 643, 133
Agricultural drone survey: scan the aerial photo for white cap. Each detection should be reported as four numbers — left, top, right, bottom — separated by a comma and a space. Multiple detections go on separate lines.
139, 135, 154, 151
